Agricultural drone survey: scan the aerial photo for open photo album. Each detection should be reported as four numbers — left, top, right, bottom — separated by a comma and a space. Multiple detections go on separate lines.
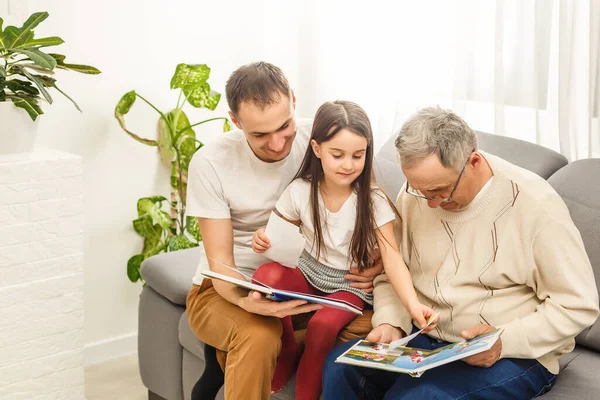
200, 268, 363, 315
335, 328, 503, 377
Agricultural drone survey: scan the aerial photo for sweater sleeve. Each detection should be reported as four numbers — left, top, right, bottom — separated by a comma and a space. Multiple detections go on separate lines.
371, 273, 414, 336
497, 219, 599, 360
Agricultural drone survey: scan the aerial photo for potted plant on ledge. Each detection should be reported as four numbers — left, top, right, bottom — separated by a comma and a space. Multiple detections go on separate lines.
0, 11, 100, 155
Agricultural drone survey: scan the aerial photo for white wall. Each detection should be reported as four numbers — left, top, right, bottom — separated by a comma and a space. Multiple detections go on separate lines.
4, 0, 306, 363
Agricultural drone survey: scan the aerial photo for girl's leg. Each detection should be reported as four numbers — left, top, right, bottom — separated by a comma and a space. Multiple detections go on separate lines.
296, 291, 365, 400
253, 263, 317, 393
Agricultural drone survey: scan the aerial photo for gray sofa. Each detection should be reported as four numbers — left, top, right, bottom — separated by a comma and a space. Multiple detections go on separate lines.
138, 131, 600, 400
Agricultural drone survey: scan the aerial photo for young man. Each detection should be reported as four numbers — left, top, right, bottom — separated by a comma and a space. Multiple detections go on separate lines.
322, 107, 599, 399
185, 62, 380, 400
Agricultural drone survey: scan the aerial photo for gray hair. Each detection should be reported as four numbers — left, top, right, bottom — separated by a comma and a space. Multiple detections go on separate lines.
394, 106, 478, 172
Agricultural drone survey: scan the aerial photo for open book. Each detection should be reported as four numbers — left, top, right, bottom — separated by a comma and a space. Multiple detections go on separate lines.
200, 268, 363, 315
335, 328, 503, 377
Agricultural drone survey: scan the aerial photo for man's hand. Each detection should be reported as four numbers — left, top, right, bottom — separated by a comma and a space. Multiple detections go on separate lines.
252, 228, 270, 253
345, 251, 384, 293
460, 324, 502, 367
366, 324, 404, 344
238, 290, 323, 317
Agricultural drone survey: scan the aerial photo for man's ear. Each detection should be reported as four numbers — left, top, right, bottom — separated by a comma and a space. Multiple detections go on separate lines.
229, 111, 242, 130
310, 139, 321, 158
470, 151, 481, 169
291, 89, 296, 110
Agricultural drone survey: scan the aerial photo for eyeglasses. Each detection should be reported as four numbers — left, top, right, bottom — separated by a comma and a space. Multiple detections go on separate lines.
405, 149, 475, 203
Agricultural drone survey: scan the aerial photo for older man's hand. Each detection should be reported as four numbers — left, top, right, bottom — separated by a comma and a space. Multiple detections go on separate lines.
460, 324, 503, 368
346, 250, 384, 293
366, 324, 404, 344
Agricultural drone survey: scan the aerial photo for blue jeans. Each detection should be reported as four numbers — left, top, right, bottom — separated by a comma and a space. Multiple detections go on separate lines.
322, 329, 556, 400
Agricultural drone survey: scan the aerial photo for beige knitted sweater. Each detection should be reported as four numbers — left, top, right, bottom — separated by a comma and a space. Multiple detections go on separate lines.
372, 152, 599, 374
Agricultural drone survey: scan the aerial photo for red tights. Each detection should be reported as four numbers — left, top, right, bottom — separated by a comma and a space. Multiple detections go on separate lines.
253, 262, 364, 400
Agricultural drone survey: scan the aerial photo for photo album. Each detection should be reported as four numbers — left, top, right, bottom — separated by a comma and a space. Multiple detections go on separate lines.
335, 328, 503, 377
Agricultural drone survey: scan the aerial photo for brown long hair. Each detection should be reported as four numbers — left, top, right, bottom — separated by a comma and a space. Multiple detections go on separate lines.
295, 101, 390, 272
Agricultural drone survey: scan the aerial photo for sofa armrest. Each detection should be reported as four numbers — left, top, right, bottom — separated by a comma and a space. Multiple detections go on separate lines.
140, 246, 202, 305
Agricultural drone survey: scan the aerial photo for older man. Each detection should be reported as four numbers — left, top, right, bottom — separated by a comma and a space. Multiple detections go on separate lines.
322, 107, 599, 399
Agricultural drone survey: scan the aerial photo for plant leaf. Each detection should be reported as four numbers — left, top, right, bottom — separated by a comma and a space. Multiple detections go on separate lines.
114, 90, 158, 146
0, 17, 6, 50
15, 66, 52, 104
143, 238, 166, 258
17, 36, 64, 49
115, 90, 136, 115
17, 48, 57, 70
48, 53, 65, 63
20, 62, 56, 74
48, 53, 101, 74
3, 26, 32, 49
53, 84, 81, 112
20, 12, 49, 32
0, 90, 6, 101
127, 254, 144, 283
167, 235, 197, 252
223, 119, 232, 132
0, 65, 6, 78
133, 215, 158, 238
157, 116, 175, 168
6, 79, 39, 96
170, 64, 210, 89
136, 196, 173, 231
2, 12, 48, 49
12, 96, 43, 121
184, 83, 221, 110
57, 63, 101, 74
186, 216, 202, 241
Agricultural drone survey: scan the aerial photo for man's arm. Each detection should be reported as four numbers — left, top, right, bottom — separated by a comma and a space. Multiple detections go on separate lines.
496, 219, 599, 360
198, 217, 323, 317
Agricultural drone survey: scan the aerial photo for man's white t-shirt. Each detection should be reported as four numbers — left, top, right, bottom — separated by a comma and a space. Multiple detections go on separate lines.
186, 120, 311, 284
275, 179, 396, 271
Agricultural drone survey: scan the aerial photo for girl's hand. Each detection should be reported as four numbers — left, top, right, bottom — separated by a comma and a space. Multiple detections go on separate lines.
252, 228, 270, 253
408, 302, 439, 333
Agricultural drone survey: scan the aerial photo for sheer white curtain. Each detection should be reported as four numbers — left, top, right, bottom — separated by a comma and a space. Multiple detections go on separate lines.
291, 0, 600, 159
292, 0, 457, 151
453, 0, 600, 160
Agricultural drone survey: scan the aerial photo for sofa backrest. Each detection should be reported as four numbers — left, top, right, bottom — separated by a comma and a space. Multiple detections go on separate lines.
548, 159, 600, 352
374, 131, 569, 200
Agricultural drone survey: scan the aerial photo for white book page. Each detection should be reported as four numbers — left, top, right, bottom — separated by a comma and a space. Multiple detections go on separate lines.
387, 312, 440, 352
263, 211, 305, 268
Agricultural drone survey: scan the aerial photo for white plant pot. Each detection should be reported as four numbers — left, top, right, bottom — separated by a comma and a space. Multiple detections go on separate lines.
0, 102, 39, 161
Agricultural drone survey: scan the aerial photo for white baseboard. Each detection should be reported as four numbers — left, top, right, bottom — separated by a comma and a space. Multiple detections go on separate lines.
84, 332, 138, 366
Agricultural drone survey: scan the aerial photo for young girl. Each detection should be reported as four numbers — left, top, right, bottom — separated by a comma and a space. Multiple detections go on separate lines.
252, 101, 437, 399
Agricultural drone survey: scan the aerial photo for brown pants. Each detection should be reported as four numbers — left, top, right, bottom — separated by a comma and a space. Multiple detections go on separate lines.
186, 280, 373, 400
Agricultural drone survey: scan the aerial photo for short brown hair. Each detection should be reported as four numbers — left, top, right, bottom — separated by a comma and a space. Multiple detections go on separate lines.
225, 62, 291, 116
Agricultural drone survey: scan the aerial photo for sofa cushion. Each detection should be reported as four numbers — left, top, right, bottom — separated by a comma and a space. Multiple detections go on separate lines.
374, 131, 569, 200
179, 311, 205, 361
542, 346, 600, 399
476, 131, 568, 179
140, 246, 202, 305
548, 159, 600, 351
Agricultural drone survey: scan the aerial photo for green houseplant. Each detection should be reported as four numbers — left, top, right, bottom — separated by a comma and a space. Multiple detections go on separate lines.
115, 63, 231, 283
0, 11, 101, 120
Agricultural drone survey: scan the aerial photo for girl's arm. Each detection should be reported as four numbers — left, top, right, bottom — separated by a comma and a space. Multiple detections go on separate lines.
375, 221, 437, 330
